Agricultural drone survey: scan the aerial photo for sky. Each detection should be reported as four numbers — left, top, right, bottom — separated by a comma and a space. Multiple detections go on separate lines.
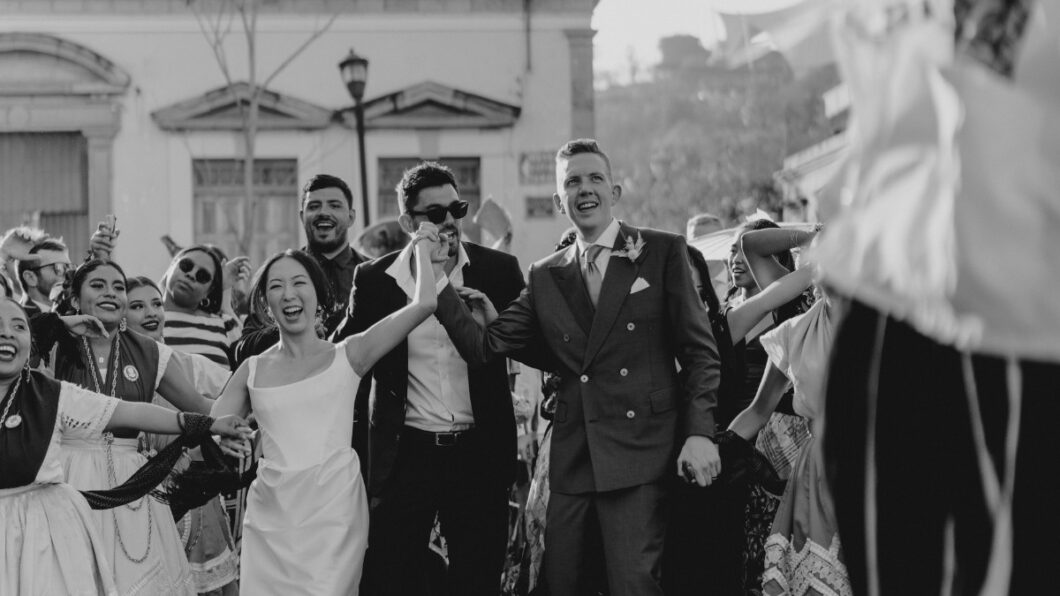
592, 0, 807, 82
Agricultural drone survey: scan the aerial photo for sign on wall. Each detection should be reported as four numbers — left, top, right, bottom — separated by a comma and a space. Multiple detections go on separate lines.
519, 151, 554, 186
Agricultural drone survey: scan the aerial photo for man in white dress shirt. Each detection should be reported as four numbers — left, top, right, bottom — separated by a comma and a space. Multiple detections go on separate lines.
332, 161, 535, 596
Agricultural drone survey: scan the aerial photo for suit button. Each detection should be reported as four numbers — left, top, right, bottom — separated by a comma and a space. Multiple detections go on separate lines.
580, 374, 589, 383
563, 334, 570, 342
626, 410, 635, 419
627, 322, 635, 331
620, 368, 628, 376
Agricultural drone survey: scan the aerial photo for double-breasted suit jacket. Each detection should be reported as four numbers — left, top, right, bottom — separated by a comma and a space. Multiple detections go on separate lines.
437, 222, 721, 494
332, 241, 527, 496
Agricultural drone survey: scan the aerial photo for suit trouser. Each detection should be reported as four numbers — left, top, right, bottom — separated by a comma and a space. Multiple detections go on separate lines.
663, 481, 748, 596
361, 429, 510, 596
546, 483, 667, 596
824, 300, 1060, 595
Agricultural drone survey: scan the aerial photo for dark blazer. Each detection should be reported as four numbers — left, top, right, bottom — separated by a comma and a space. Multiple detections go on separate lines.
436, 223, 721, 494
331, 242, 528, 497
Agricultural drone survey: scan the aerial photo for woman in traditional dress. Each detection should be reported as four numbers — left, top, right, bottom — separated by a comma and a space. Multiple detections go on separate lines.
126, 276, 240, 595
696, 222, 816, 595
0, 296, 250, 596
728, 285, 851, 596
211, 223, 443, 595
49, 259, 218, 595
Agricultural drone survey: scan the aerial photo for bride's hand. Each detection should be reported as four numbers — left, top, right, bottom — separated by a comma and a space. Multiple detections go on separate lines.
412, 223, 449, 276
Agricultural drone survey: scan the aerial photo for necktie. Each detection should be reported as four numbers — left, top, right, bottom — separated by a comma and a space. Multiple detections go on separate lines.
582, 245, 604, 307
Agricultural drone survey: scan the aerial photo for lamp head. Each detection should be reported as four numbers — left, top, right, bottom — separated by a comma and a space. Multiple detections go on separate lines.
339, 48, 369, 102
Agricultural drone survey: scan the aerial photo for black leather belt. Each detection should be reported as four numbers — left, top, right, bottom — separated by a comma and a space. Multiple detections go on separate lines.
402, 425, 475, 447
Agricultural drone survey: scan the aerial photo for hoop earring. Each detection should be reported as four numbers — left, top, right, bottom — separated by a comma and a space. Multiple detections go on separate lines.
119, 318, 127, 333
200, 298, 211, 310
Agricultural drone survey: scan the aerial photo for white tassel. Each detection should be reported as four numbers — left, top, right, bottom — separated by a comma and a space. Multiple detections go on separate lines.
863, 312, 888, 596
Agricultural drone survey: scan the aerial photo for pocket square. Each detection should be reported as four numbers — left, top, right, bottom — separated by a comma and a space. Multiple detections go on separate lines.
630, 277, 650, 294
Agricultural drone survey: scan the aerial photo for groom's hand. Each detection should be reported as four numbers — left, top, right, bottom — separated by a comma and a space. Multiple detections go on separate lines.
677, 435, 721, 487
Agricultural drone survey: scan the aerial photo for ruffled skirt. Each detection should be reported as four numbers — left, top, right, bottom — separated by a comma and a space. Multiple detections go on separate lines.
0, 483, 118, 596
763, 435, 851, 596
60, 436, 195, 596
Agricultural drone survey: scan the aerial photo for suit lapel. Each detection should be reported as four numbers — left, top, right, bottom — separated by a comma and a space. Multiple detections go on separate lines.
459, 243, 479, 291
582, 223, 641, 369
548, 245, 593, 336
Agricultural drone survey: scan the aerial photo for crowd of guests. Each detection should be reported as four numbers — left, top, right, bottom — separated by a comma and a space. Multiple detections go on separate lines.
1, 139, 850, 596
2, 4, 1056, 591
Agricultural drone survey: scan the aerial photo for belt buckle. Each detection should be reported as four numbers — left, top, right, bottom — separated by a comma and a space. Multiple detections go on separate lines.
434, 431, 458, 447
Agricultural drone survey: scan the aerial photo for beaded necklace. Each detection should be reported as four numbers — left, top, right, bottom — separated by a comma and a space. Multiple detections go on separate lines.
81, 333, 155, 564
0, 370, 24, 430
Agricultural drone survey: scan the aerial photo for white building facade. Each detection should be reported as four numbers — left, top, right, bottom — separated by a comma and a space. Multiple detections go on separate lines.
0, 0, 596, 276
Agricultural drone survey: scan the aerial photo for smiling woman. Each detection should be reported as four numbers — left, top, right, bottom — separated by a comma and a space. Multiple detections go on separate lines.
42, 259, 223, 595
0, 295, 251, 596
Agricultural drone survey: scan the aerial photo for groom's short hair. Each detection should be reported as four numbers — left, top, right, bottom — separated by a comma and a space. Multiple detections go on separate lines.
555, 138, 614, 183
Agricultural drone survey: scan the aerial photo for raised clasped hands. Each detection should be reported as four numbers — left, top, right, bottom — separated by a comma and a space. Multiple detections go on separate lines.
676, 435, 722, 487
455, 286, 498, 327
411, 222, 450, 275
214, 416, 254, 458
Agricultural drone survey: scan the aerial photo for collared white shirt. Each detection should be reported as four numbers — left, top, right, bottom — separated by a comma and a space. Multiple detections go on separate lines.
385, 242, 474, 432
575, 217, 622, 279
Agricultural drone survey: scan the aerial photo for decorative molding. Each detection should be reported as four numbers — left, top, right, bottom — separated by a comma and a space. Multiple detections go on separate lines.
0, 32, 131, 96
151, 82, 334, 131
341, 80, 521, 130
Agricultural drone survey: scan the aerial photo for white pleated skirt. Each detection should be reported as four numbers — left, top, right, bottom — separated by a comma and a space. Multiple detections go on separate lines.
60, 436, 195, 596
0, 483, 118, 596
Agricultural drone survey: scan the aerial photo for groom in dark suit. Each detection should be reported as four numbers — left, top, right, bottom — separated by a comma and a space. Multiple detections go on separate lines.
331, 161, 528, 596
435, 139, 722, 596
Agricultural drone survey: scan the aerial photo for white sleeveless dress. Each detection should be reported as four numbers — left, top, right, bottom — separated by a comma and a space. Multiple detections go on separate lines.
240, 343, 369, 595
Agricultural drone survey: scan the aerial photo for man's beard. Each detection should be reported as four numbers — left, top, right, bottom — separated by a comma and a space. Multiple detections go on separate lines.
305, 222, 349, 254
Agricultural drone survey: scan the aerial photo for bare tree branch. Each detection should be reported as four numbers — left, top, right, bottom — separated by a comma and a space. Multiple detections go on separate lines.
260, 11, 340, 93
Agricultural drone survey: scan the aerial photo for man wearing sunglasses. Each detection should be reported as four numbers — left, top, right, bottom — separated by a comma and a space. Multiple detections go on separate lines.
333, 161, 533, 596
16, 237, 70, 316
435, 139, 722, 596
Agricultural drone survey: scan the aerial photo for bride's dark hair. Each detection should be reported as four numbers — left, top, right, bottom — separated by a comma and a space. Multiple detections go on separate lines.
247, 249, 334, 325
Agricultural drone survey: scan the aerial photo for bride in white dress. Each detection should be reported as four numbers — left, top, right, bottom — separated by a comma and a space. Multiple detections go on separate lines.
211, 224, 445, 595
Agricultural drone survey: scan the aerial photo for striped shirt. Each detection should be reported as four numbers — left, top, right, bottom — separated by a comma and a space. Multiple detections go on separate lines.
163, 311, 239, 370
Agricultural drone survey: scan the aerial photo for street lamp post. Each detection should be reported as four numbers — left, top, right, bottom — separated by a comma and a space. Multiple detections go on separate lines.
339, 49, 371, 226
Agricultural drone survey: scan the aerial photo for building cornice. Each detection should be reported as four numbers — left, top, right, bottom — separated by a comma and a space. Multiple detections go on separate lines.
0, 32, 130, 96
152, 82, 333, 131
339, 80, 521, 130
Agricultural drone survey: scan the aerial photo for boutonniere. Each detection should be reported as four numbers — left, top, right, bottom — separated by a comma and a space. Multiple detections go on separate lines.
614, 232, 646, 263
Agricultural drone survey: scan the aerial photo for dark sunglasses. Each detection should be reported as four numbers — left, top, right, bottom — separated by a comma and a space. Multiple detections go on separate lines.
408, 200, 469, 225
177, 258, 213, 285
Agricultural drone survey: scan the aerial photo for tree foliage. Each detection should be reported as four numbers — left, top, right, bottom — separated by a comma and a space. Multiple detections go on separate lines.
597, 35, 837, 234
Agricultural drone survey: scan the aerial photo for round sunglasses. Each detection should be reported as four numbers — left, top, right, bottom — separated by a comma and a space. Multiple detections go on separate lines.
177, 258, 213, 285
407, 200, 469, 225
